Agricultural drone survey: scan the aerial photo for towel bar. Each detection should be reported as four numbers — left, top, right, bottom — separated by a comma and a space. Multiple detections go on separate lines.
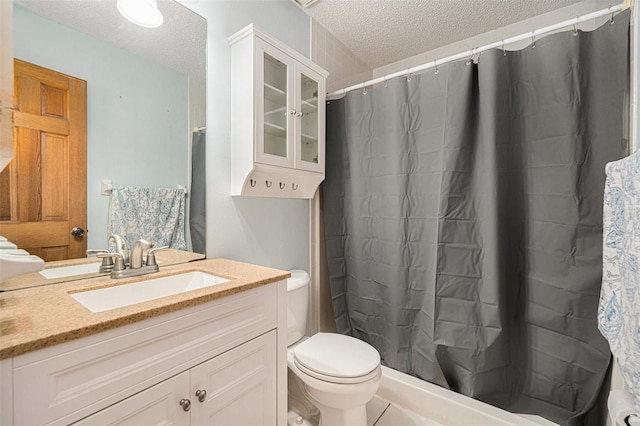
100, 179, 188, 196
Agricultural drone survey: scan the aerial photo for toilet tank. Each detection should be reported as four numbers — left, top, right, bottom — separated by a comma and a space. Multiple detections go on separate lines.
287, 269, 309, 346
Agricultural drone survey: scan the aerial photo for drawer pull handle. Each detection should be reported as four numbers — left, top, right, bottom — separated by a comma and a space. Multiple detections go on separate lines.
196, 389, 207, 402
180, 398, 191, 411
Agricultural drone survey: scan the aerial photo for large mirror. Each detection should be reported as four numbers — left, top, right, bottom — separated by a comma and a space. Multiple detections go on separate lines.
1, 0, 206, 291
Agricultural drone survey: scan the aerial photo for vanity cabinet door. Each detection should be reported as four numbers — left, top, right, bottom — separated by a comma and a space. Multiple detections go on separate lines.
73, 331, 277, 426
73, 372, 190, 426
190, 330, 277, 425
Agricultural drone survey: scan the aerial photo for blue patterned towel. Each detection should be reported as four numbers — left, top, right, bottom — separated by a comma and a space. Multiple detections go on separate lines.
599, 151, 640, 413
108, 185, 187, 251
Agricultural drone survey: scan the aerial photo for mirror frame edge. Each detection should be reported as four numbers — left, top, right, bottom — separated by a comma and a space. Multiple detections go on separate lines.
0, 0, 14, 171
0, 0, 14, 173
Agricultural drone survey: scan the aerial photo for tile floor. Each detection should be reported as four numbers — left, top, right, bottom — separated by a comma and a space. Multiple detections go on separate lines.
366, 396, 442, 426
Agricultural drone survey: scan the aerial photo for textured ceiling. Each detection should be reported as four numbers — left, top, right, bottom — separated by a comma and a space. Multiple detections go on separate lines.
15, 0, 595, 79
14, 0, 206, 81
299, 0, 585, 69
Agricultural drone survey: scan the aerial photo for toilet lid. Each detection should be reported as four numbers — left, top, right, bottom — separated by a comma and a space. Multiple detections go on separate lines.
293, 333, 380, 379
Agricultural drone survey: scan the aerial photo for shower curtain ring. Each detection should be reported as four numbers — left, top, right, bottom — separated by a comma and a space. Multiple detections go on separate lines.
609, 6, 615, 25
265, 180, 272, 188
383, 78, 388, 88
434, 60, 439, 75
363, 86, 367, 95
466, 49, 474, 66
531, 32, 536, 49
501, 42, 507, 56
573, 16, 579, 36
406, 72, 412, 82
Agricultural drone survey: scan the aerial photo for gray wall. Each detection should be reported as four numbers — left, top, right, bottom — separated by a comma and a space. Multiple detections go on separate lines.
13, 6, 189, 250
182, 0, 311, 272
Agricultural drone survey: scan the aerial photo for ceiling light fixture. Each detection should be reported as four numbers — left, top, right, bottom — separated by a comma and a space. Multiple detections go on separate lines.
117, 0, 164, 28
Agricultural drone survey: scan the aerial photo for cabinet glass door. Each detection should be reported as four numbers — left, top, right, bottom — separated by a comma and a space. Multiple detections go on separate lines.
263, 53, 288, 159
299, 73, 318, 165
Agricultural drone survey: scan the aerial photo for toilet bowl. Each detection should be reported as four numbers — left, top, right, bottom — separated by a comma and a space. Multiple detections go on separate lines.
286, 270, 381, 426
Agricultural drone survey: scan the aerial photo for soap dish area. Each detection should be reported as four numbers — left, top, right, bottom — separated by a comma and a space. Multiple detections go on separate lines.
0, 237, 45, 281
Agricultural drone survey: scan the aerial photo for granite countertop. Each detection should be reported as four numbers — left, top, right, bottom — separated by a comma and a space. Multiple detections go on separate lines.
0, 258, 290, 360
0, 249, 205, 291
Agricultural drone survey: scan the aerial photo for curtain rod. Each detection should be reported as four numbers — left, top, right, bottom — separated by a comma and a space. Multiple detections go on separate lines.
327, 3, 626, 99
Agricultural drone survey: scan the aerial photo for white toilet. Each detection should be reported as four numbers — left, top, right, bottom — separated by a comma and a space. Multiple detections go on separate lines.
286, 270, 382, 426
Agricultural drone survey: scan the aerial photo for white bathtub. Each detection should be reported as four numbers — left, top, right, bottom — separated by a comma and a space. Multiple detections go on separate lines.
377, 366, 558, 426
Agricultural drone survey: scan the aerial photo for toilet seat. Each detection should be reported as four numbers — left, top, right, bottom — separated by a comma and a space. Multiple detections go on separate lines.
293, 333, 380, 384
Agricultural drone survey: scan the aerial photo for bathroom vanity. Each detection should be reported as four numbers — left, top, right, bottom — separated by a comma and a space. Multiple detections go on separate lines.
0, 259, 289, 425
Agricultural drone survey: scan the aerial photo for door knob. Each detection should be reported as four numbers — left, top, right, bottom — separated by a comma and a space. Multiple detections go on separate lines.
195, 389, 207, 402
179, 398, 191, 412
71, 227, 85, 237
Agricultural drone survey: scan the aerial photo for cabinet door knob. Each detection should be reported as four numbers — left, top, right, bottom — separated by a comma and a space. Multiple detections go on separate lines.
195, 389, 207, 402
179, 398, 191, 411
290, 109, 298, 116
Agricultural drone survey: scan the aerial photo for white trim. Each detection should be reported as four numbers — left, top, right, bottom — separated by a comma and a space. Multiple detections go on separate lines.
631, 3, 638, 153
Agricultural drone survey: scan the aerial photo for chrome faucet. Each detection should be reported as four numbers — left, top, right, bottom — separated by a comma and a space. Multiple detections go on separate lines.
131, 239, 152, 269
99, 238, 169, 279
108, 234, 129, 266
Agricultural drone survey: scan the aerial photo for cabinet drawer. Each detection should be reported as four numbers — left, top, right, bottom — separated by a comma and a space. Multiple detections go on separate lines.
13, 284, 277, 426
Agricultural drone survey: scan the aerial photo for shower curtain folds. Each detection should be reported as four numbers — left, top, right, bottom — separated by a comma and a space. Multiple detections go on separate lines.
323, 11, 629, 425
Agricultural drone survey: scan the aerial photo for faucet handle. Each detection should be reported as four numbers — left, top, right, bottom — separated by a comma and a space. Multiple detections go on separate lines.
88, 249, 115, 272
86, 249, 109, 256
146, 246, 169, 267
98, 252, 125, 272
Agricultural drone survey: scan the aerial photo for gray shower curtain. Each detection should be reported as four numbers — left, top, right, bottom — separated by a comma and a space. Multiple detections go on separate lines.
190, 131, 206, 254
323, 12, 629, 425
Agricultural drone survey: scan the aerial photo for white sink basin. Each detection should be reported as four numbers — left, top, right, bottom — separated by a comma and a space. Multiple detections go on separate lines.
70, 271, 230, 313
40, 263, 101, 279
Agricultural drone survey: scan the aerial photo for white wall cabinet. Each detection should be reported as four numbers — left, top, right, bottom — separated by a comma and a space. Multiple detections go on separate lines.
230, 24, 328, 199
0, 282, 287, 426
